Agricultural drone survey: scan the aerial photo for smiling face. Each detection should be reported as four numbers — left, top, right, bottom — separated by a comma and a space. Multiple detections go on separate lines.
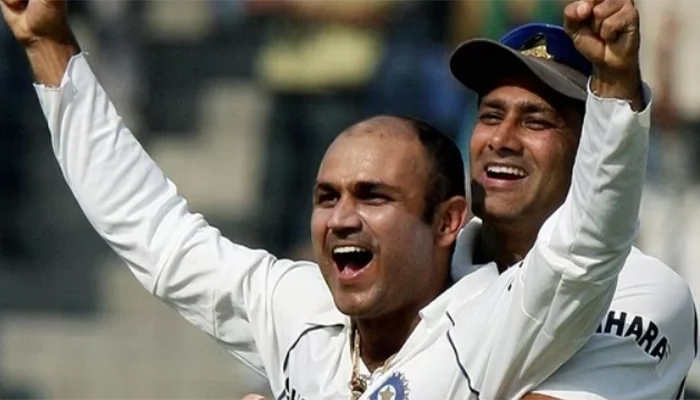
469, 78, 582, 226
311, 117, 464, 319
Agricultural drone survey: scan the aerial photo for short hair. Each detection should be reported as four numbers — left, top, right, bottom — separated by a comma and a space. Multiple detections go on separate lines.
398, 116, 466, 223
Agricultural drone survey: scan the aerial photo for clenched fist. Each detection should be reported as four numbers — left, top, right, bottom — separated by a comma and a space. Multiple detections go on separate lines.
564, 0, 640, 74
564, 0, 643, 109
1, 0, 78, 85
1, 0, 69, 46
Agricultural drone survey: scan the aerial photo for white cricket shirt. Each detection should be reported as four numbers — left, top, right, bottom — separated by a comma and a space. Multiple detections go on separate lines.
453, 218, 698, 399
34, 53, 650, 399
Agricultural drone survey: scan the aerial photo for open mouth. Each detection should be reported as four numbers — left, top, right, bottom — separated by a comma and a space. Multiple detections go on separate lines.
485, 164, 528, 181
332, 245, 374, 276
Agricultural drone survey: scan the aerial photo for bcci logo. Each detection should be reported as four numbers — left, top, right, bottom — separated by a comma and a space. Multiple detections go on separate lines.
368, 372, 410, 400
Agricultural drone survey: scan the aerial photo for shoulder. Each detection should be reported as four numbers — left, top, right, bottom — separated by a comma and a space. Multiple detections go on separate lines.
615, 247, 695, 317
267, 258, 332, 310
599, 246, 697, 361
530, 247, 697, 399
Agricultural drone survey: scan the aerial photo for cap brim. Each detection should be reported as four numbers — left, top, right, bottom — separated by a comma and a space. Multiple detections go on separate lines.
450, 39, 588, 102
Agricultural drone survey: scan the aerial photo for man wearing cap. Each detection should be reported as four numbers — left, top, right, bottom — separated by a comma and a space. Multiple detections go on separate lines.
244, 0, 695, 397
0, 0, 664, 399
449, 4, 697, 400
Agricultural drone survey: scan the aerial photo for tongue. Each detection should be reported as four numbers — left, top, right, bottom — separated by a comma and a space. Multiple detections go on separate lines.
336, 254, 371, 278
340, 262, 367, 278
345, 261, 366, 271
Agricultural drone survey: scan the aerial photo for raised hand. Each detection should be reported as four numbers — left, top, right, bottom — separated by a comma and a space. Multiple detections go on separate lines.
564, 0, 643, 109
1, 0, 77, 85
1, 0, 69, 46
564, 0, 640, 74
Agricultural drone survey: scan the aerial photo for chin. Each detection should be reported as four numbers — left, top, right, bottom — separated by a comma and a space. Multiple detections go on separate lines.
333, 291, 380, 318
475, 198, 523, 222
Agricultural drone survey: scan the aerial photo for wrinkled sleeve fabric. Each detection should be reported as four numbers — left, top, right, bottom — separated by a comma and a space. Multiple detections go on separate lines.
34, 53, 333, 394
480, 83, 652, 398
532, 252, 697, 399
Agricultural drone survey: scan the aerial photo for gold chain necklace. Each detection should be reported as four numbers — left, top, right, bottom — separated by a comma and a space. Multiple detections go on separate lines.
349, 328, 397, 400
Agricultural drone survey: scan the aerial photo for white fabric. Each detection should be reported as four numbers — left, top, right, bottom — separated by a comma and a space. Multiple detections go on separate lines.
34, 53, 650, 400
455, 218, 697, 399
533, 246, 696, 399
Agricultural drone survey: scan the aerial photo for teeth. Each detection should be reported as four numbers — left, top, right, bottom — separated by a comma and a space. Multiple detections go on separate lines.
487, 165, 526, 177
333, 246, 368, 255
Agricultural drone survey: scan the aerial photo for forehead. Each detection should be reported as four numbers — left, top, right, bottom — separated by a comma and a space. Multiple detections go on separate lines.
481, 79, 584, 131
481, 80, 554, 108
317, 131, 429, 190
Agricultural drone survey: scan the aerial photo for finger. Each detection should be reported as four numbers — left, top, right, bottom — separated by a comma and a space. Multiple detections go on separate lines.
591, 0, 626, 33
599, 14, 625, 42
581, 0, 605, 6
578, 0, 597, 19
571, 25, 604, 58
599, 7, 638, 43
564, 1, 591, 35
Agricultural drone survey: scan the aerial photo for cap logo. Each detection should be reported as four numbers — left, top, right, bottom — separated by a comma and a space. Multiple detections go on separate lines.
519, 34, 553, 60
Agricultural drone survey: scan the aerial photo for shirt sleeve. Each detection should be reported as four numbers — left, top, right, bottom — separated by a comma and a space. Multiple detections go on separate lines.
531, 253, 697, 400
33, 53, 333, 393
484, 83, 653, 398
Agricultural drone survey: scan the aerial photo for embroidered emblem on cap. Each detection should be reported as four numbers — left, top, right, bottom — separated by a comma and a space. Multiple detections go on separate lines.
519, 34, 553, 60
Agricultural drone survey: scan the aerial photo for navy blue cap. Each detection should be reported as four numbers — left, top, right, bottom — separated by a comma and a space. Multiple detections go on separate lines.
450, 23, 593, 102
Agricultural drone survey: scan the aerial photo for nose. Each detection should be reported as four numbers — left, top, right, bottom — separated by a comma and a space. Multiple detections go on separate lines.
327, 197, 362, 236
487, 118, 523, 157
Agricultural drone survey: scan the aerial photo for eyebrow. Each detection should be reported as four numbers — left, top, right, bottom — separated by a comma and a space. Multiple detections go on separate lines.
313, 182, 335, 193
481, 98, 557, 116
314, 180, 401, 194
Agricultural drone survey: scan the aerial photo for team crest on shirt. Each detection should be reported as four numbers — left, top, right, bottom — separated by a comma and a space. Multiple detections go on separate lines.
369, 372, 409, 400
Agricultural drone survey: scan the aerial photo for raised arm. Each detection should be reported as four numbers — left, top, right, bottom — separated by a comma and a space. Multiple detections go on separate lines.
480, 0, 650, 397
1, 0, 332, 392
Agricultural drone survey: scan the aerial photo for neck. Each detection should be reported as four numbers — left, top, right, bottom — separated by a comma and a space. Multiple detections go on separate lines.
475, 220, 539, 272
353, 259, 450, 371
354, 309, 421, 371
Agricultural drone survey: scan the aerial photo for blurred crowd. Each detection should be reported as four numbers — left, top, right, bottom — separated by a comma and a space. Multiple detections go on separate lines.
2, 0, 700, 398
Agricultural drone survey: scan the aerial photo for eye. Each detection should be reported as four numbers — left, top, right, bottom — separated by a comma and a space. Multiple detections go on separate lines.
357, 188, 392, 205
524, 118, 554, 131
314, 191, 338, 207
365, 193, 391, 205
478, 112, 502, 125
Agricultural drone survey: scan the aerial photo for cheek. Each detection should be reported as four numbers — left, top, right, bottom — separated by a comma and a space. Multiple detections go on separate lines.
310, 209, 329, 246
469, 126, 491, 171
525, 134, 569, 173
356, 206, 397, 238
359, 206, 433, 261
310, 210, 335, 281
469, 126, 490, 156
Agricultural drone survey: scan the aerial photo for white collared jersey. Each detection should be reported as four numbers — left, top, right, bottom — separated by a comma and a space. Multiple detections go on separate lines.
35, 53, 651, 400
453, 219, 698, 399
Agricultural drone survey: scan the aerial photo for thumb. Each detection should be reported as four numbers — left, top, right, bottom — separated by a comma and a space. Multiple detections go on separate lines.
564, 0, 593, 34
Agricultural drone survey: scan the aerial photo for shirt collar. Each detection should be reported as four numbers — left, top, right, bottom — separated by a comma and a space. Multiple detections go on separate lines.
306, 303, 350, 328
451, 217, 489, 281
